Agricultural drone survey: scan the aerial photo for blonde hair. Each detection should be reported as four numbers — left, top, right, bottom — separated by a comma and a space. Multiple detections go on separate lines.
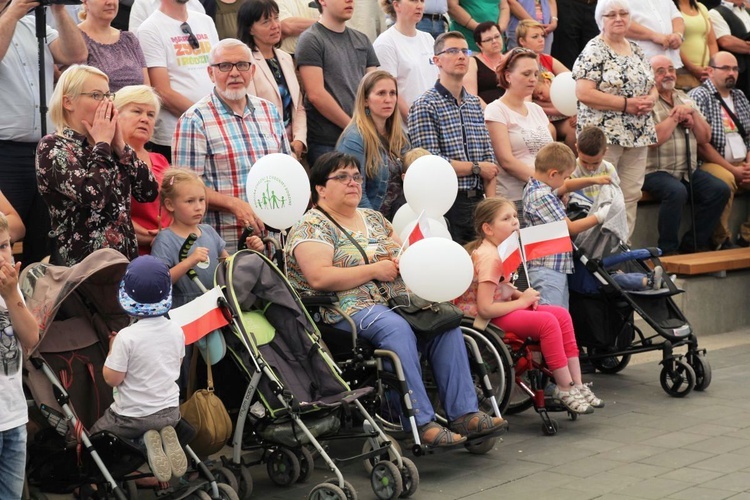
49, 64, 109, 132
114, 85, 162, 115
0, 213, 8, 235
516, 19, 545, 45
339, 70, 408, 179
535, 142, 576, 174
402, 148, 430, 173
465, 197, 517, 253
159, 169, 206, 228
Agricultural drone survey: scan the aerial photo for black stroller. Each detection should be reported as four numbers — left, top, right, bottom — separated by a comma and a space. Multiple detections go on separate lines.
567, 185, 711, 398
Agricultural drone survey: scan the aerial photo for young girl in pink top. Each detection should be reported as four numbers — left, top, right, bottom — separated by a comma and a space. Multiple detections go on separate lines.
455, 197, 603, 414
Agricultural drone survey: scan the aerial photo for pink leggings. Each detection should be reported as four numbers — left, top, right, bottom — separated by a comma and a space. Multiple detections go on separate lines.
490, 305, 579, 370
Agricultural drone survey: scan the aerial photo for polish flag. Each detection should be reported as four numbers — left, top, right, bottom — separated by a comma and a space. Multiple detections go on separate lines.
169, 286, 229, 345
407, 211, 432, 245
520, 221, 572, 261
497, 232, 522, 281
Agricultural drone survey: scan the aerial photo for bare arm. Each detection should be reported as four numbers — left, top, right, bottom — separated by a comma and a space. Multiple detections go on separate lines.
281, 17, 317, 38
48, 4, 87, 65
566, 214, 599, 236
576, 78, 656, 115
149, 67, 196, 116
486, 121, 534, 182
476, 281, 538, 319
205, 186, 265, 235
625, 20, 669, 47
697, 142, 745, 181
298, 65, 352, 130
558, 176, 610, 195
293, 240, 399, 292
0, 0, 40, 61
715, 35, 750, 54
447, 0, 478, 31
142, 68, 150, 87
498, 0, 510, 32
0, 262, 38, 350
507, 0, 533, 21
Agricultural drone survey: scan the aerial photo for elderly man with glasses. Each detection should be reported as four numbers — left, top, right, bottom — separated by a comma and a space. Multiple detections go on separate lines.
689, 50, 750, 248
136, 0, 219, 160
173, 38, 291, 252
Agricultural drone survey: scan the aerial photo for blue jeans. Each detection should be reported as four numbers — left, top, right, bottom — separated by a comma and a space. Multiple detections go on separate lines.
642, 170, 730, 253
528, 266, 569, 308
306, 142, 336, 169
336, 305, 477, 427
611, 272, 648, 291
416, 16, 447, 40
0, 424, 27, 499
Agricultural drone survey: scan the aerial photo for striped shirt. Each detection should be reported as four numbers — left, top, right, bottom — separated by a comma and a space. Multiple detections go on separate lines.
408, 82, 495, 192
173, 90, 291, 252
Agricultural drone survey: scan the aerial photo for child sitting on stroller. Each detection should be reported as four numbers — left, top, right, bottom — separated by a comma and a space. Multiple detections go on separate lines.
90, 256, 187, 483
455, 198, 604, 414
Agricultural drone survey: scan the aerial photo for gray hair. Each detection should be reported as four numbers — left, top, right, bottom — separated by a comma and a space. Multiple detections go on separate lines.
208, 38, 252, 65
594, 0, 630, 32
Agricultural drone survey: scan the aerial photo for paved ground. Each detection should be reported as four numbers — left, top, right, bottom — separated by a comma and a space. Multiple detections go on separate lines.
42, 329, 750, 499
246, 329, 750, 500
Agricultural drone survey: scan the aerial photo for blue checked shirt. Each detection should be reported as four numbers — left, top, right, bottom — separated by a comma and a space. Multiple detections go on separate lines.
407, 82, 495, 192
173, 90, 291, 252
522, 177, 573, 273
689, 78, 750, 160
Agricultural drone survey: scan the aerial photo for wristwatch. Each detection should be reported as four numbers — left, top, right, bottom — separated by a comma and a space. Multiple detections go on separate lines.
472, 162, 481, 175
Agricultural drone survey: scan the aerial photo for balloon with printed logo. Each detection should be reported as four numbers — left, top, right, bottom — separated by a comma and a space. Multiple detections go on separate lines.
403, 155, 458, 218
549, 72, 578, 117
399, 238, 474, 302
246, 154, 310, 230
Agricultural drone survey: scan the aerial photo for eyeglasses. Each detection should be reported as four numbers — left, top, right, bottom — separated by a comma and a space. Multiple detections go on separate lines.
711, 65, 739, 72
480, 34, 502, 44
327, 172, 364, 184
211, 61, 253, 72
80, 91, 116, 101
180, 22, 200, 50
436, 47, 472, 57
602, 11, 630, 19
654, 67, 676, 76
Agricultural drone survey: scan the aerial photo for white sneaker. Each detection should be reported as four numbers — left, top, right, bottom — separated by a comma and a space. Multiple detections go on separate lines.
553, 386, 594, 414
576, 383, 605, 408
651, 266, 664, 290
160, 425, 188, 478
143, 430, 172, 482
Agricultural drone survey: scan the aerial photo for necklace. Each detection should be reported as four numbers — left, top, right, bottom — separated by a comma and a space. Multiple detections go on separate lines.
480, 52, 503, 71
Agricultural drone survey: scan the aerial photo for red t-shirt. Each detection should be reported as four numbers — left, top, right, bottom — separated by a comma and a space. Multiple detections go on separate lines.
131, 152, 171, 255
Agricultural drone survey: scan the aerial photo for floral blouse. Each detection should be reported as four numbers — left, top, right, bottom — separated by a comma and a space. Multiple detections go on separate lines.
572, 36, 657, 148
286, 208, 408, 324
36, 128, 158, 266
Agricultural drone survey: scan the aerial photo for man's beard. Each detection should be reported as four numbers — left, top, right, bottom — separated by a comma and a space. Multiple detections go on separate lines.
726, 77, 736, 89
217, 84, 248, 101
661, 80, 676, 91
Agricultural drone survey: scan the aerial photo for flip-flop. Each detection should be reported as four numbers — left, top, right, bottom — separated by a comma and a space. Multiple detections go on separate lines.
418, 421, 467, 447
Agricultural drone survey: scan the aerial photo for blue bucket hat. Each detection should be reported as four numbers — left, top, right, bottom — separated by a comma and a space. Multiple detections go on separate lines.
118, 256, 173, 318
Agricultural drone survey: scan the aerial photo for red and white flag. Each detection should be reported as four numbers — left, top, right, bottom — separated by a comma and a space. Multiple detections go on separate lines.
520, 220, 572, 261
407, 210, 432, 245
497, 231, 522, 281
169, 286, 229, 345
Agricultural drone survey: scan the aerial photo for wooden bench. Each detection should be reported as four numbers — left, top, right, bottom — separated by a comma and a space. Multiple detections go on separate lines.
659, 248, 750, 275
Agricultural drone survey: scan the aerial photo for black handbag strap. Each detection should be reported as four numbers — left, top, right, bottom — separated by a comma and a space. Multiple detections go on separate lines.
714, 92, 748, 139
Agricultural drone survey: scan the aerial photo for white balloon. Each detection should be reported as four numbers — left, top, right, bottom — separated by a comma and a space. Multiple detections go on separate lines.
549, 72, 578, 117
391, 203, 419, 236
399, 238, 474, 302
403, 155, 458, 218
399, 217, 452, 243
245, 154, 311, 230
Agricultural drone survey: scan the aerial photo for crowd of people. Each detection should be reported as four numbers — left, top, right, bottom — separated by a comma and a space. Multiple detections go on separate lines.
2, 0, 750, 496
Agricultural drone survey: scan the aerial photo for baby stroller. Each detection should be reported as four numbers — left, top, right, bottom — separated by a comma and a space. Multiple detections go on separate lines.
568, 184, 711, 397
213, 249, 418, 500
21, 249, 235, 499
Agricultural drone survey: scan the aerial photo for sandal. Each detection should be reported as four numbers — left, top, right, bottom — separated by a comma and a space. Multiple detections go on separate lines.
449, 412, 508, 437
418, 421, 467, 447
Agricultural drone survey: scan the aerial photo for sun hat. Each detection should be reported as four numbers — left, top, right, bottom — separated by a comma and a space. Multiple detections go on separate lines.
118, 256, 173, 318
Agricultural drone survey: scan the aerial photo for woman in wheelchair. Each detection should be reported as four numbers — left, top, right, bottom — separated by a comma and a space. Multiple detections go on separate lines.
285, 152, 507, 448
456, 198, 604, 414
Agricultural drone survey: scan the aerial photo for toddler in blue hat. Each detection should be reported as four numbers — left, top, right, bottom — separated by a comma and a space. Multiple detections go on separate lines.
90, 255, 188, 484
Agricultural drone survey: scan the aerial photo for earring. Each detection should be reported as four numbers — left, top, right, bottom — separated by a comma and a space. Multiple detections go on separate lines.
365, 107, 370, 116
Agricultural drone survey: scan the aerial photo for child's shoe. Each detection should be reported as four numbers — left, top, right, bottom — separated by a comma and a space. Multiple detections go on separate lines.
160, 425, 188, 478
649, 266, 664, 290
576, 383, 605, 408
553, 386, 594, 414
143, 430, 172, 482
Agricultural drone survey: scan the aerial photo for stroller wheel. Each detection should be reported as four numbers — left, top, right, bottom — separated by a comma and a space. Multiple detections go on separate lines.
211, 466, 239, 493
397, 457, 419, 498
660, 359, 695, 397
216, 483, 241, 500
237, 464, 253, 500
309, 482, 347, 500
589, 350, 631, 374
361, 435, 402, 474
569, 411, 578, 422
464, 436, 497, 455
542, 419, 559, 436
688, 352, 712, 391
267, 447, 301, 486
325, 479, 358, 500
371, 461, 404, 500
295, 446, 315, 483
